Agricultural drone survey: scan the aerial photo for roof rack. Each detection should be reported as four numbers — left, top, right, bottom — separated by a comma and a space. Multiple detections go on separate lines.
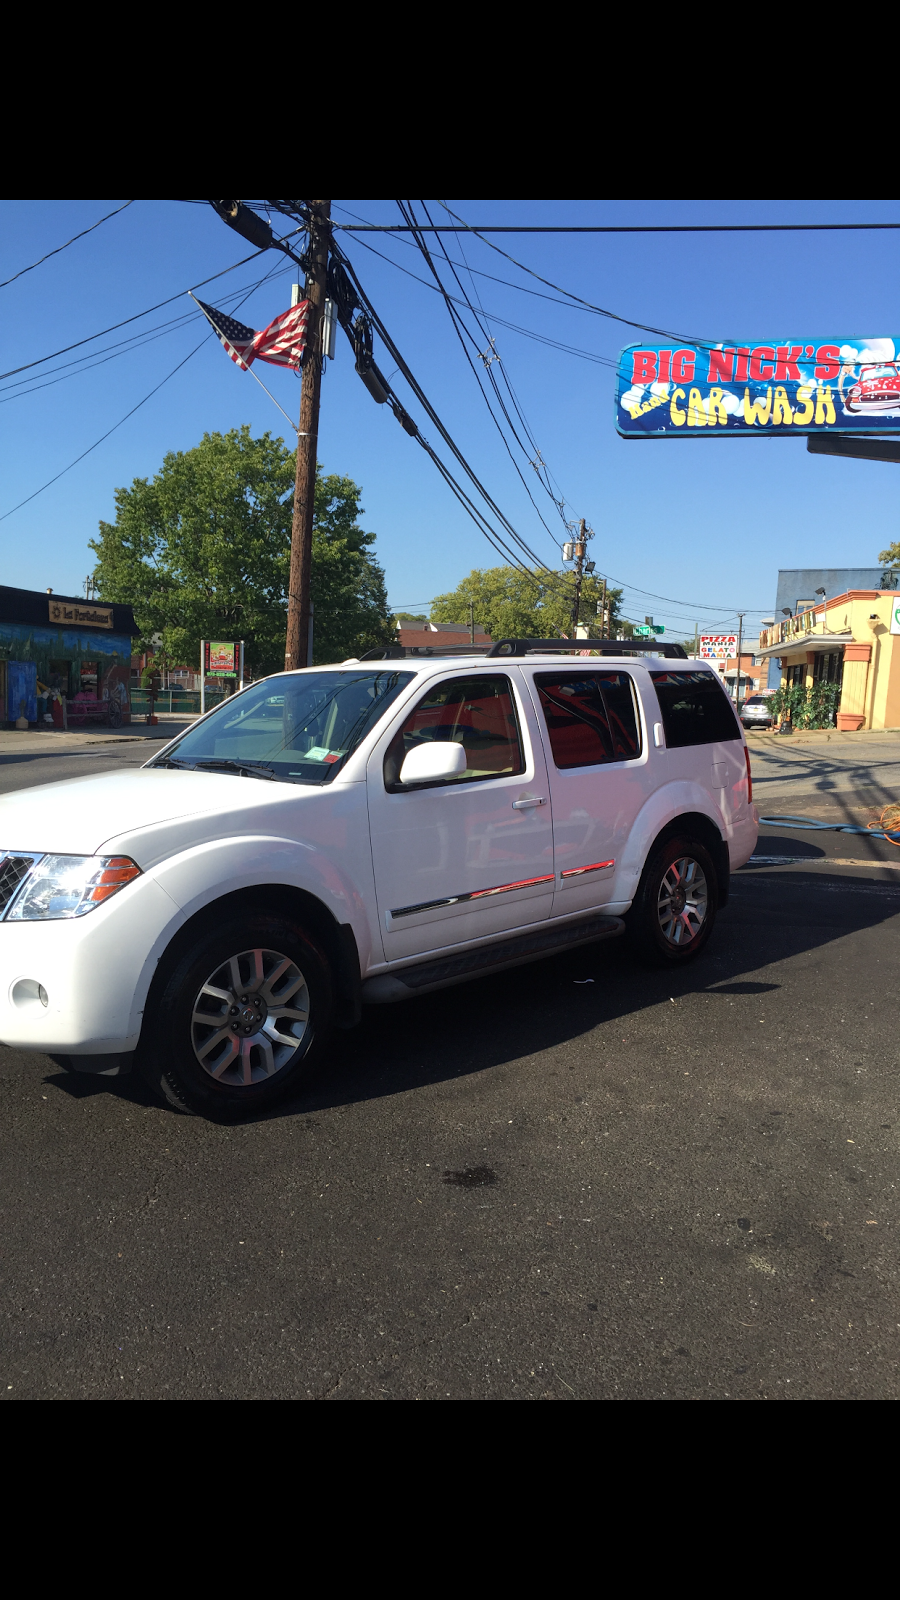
486, 638, 688, 660
358, 638, 688, 662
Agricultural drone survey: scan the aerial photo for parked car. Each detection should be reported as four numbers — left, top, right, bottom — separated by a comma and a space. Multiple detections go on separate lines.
0, 644, 757, 1118
739, 694, 773, 729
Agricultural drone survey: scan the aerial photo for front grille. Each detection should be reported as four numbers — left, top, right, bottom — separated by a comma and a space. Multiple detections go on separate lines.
0, 854, 40, 915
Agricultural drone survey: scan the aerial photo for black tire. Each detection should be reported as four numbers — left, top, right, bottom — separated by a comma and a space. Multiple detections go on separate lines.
136, 910, 333, 1118
625, 834, 718, 967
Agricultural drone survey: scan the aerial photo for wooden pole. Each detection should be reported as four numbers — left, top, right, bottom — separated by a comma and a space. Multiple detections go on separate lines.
285, 200, 330, 673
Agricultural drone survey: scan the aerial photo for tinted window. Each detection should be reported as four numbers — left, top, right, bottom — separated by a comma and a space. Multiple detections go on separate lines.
155, 670, 414, 785
535, 672, 641, 768
384, 675, 524, 790
650, 670, 741, 746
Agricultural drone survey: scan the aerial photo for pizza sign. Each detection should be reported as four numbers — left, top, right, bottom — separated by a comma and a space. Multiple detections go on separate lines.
699, 635, 737, 659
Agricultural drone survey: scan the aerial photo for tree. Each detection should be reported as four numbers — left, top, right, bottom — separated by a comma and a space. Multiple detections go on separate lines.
429, 566, 625, 640
90, 427, 393, 675
877, 542, 900, 571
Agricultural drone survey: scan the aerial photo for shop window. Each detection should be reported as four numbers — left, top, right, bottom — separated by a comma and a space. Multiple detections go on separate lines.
813, 651, 843, 687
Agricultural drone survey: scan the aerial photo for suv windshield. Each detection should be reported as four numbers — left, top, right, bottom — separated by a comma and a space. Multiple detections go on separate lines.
150, 670, 413, 785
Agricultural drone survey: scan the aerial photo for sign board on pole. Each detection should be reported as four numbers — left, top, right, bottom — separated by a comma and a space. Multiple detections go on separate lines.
205, 642, 237, 677
615, 338, 900, 439
699, 634, 738, 660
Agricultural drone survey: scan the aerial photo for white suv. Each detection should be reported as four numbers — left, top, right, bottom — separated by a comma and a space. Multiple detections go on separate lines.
0, 642, 757, 1117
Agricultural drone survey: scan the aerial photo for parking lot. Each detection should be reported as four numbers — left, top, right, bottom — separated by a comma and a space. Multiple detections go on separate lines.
1, 728, 899, 1399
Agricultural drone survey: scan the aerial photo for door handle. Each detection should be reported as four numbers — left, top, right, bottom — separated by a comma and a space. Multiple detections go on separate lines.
512, 796, 546, 809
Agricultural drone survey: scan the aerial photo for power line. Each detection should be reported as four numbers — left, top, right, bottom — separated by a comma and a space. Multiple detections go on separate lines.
336, 220, 900, 235
0, 227, 303, 382
0, 256, 292, 522
330, 239, 567, 582
398, 200, 568, 557
0, 201, 135, 290
0, 337, 209, 523
341, 228, 616, 365
0, 257, 295, 405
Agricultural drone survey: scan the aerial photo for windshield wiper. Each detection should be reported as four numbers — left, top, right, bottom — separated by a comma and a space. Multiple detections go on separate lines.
158, 756, 276, 780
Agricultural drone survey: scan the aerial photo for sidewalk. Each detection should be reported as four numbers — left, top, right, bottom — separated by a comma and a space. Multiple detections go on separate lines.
0, 713, 197, 753
746, 726, 900, 747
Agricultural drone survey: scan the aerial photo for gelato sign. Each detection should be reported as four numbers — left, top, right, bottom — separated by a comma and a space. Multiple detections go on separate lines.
616, 338, 900, 438
699, 634, 737, 659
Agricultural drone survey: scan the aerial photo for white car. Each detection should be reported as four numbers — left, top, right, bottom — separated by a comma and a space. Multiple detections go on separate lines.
0, 642, 757, 1118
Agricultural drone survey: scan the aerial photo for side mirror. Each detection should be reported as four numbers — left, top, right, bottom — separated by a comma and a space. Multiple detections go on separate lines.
398, 741, 467, 785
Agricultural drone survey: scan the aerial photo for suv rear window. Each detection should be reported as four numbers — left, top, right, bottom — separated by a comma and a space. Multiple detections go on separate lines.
650, 670, 741, 746
534, 671, 641, 768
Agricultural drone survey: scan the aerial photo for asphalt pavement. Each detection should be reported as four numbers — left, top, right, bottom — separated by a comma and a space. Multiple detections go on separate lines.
1, 732, 899, 1399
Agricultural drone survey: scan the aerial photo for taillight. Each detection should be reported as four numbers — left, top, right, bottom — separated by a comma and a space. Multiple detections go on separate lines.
744, 745, 752, 802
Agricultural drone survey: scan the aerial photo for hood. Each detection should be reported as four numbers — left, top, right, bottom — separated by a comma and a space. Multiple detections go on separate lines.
0, 768, 305, 859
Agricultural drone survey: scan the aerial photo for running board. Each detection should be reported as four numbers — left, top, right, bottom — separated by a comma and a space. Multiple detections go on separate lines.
362, 914, 625, 1004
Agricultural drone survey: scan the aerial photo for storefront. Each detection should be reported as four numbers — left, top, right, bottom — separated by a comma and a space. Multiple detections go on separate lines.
758, 588, 900, 730
0, 586, 137, 726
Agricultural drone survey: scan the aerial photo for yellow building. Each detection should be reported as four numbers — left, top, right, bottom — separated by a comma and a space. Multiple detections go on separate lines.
757, 588, 900, 731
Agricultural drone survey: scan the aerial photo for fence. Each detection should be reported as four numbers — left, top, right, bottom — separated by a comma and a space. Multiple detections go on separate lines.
130, 689, 231, 716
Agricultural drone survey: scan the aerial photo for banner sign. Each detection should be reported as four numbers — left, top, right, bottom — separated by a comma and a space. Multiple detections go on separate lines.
616, 338, 900, 438
699, 634, 737, 659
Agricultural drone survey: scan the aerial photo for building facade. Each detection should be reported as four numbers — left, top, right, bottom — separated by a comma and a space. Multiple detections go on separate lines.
758, 588, 900, 731
0, 586, 137, 725
766, 567, 897, 689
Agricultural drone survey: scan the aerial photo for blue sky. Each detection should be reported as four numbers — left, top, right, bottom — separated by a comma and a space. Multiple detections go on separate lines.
2, 198, 899, 640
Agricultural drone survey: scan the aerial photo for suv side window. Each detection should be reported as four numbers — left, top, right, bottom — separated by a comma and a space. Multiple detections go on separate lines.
384, 675, 525, 791
534, 671, 642, 768
650, 670, 741, 746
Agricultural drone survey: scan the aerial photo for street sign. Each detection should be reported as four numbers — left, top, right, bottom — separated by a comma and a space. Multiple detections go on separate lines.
650, 624, 665, 635
633, 625, 651, 636
616, 337, 900, 439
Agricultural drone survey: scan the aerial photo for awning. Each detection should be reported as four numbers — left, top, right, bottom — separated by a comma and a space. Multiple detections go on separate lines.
756, 632, 851, 660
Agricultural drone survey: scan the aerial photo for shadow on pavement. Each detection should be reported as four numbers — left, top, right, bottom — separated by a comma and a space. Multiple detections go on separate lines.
43, 862, 899, 1120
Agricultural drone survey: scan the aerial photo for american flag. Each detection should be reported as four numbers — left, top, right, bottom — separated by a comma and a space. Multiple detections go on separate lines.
194, 297, 310, 371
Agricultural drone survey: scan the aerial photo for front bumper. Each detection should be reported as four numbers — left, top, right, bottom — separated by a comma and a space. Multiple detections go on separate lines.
0, 874, 180, 1054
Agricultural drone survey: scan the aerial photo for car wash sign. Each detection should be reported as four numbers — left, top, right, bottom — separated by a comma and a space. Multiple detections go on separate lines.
615, 337, 900, 438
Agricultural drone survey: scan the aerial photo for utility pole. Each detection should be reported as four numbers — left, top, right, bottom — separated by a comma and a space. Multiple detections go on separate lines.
469, 600, 475, 644
599, 577, 607, 638
735, 611, 745, 712
285, 200, 331, 672
571, 519, 587, 633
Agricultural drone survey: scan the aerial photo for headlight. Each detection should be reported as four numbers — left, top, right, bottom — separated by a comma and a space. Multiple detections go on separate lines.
6, 855, 141, 921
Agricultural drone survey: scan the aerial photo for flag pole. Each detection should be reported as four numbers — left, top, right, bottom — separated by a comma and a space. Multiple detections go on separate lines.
188, 292, 299, 434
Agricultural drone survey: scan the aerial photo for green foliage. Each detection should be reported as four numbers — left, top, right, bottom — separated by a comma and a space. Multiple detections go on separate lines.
766, 680, 840, 729
90, 427, 393, 675
429, 566, 625, 641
